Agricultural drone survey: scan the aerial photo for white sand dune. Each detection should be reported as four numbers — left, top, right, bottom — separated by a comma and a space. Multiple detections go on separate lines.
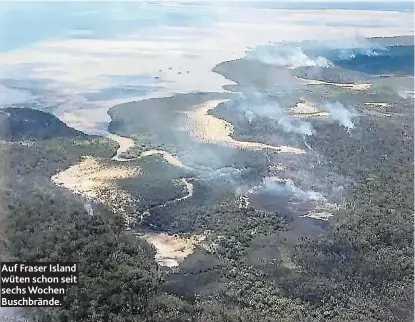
186, 99, 306, 154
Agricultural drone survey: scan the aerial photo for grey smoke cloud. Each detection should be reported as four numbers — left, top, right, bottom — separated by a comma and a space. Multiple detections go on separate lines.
238, 96, 315, 136
300, 36, 389, 61
337, 47, 386, 60
245, 43, 332, 68
84, 202, 94, 216
274, 115, 314, 136
323, 102, 358, 130
249, 177, 325, 202
199, 166, 244, 184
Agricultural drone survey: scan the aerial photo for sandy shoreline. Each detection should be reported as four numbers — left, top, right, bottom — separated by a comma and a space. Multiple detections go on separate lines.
186, 99, 307, 154
108, 133, 191, 169
141, 150, 191, 169
108, 134, 135, 161
51, 135, 197, 266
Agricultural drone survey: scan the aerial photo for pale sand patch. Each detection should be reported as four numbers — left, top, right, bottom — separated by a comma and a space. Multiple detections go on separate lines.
108, 132, 192, 169
140, 233, 206, 267
51, 156, 140, 217
137, 179, 196, 267
155, 178, 194, 210
296, 77, 372, 91
108, 133, 135, 161
268, 176, 288, 183
186, 99, 306, 154
301, 203, 339, 221
301, 212, 334, 221
364, 102, 390, 108
288, 101, 330, 117
176, 178, 194, 201
141, 150, 191, 169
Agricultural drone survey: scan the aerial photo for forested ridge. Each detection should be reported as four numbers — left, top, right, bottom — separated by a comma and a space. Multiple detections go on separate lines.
0, 106, 413, 321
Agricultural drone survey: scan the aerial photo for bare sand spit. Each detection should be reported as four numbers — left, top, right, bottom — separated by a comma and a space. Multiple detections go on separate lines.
141, 150, 191, 169
289, 101, 330, 117
296, 77, 372, 91
108, 133, 192, 169
51, 156, 140, 216
140, 233, 206, 267
177, 178, 194, 201
154, 178, 194, 211
186, 99, 306, 154
108, 133, 135, 161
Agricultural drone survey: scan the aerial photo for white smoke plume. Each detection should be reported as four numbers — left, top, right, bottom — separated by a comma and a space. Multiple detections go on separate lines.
249, 177, 325, 202
199, 167, 244, 185
323, 102, 358, 130
245, 43, 332, 68
337, 47, 385, 60
239, 98, 315, 136
84, 202, 94, 216
273, 115, 315, 136
300, 36, 389, 61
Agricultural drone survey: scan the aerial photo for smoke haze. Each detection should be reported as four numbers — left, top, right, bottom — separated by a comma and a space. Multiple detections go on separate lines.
323, 102, 358, 130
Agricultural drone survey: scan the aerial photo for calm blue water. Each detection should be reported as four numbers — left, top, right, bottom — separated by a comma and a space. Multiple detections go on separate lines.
0, 1, 215, 52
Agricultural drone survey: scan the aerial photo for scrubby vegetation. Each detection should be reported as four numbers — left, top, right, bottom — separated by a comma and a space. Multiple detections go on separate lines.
0, 109, 162, 321
1, 68, 413, 322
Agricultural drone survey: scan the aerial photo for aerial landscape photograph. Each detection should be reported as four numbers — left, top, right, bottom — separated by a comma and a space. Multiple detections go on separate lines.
0, 0, 413, 321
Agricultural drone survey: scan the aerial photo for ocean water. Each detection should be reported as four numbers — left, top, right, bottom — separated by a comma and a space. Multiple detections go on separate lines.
0, 2, 217, 52
0, 1, 413, 134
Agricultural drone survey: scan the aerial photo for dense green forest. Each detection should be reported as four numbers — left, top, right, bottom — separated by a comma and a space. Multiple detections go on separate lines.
0, 100, 413, 322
